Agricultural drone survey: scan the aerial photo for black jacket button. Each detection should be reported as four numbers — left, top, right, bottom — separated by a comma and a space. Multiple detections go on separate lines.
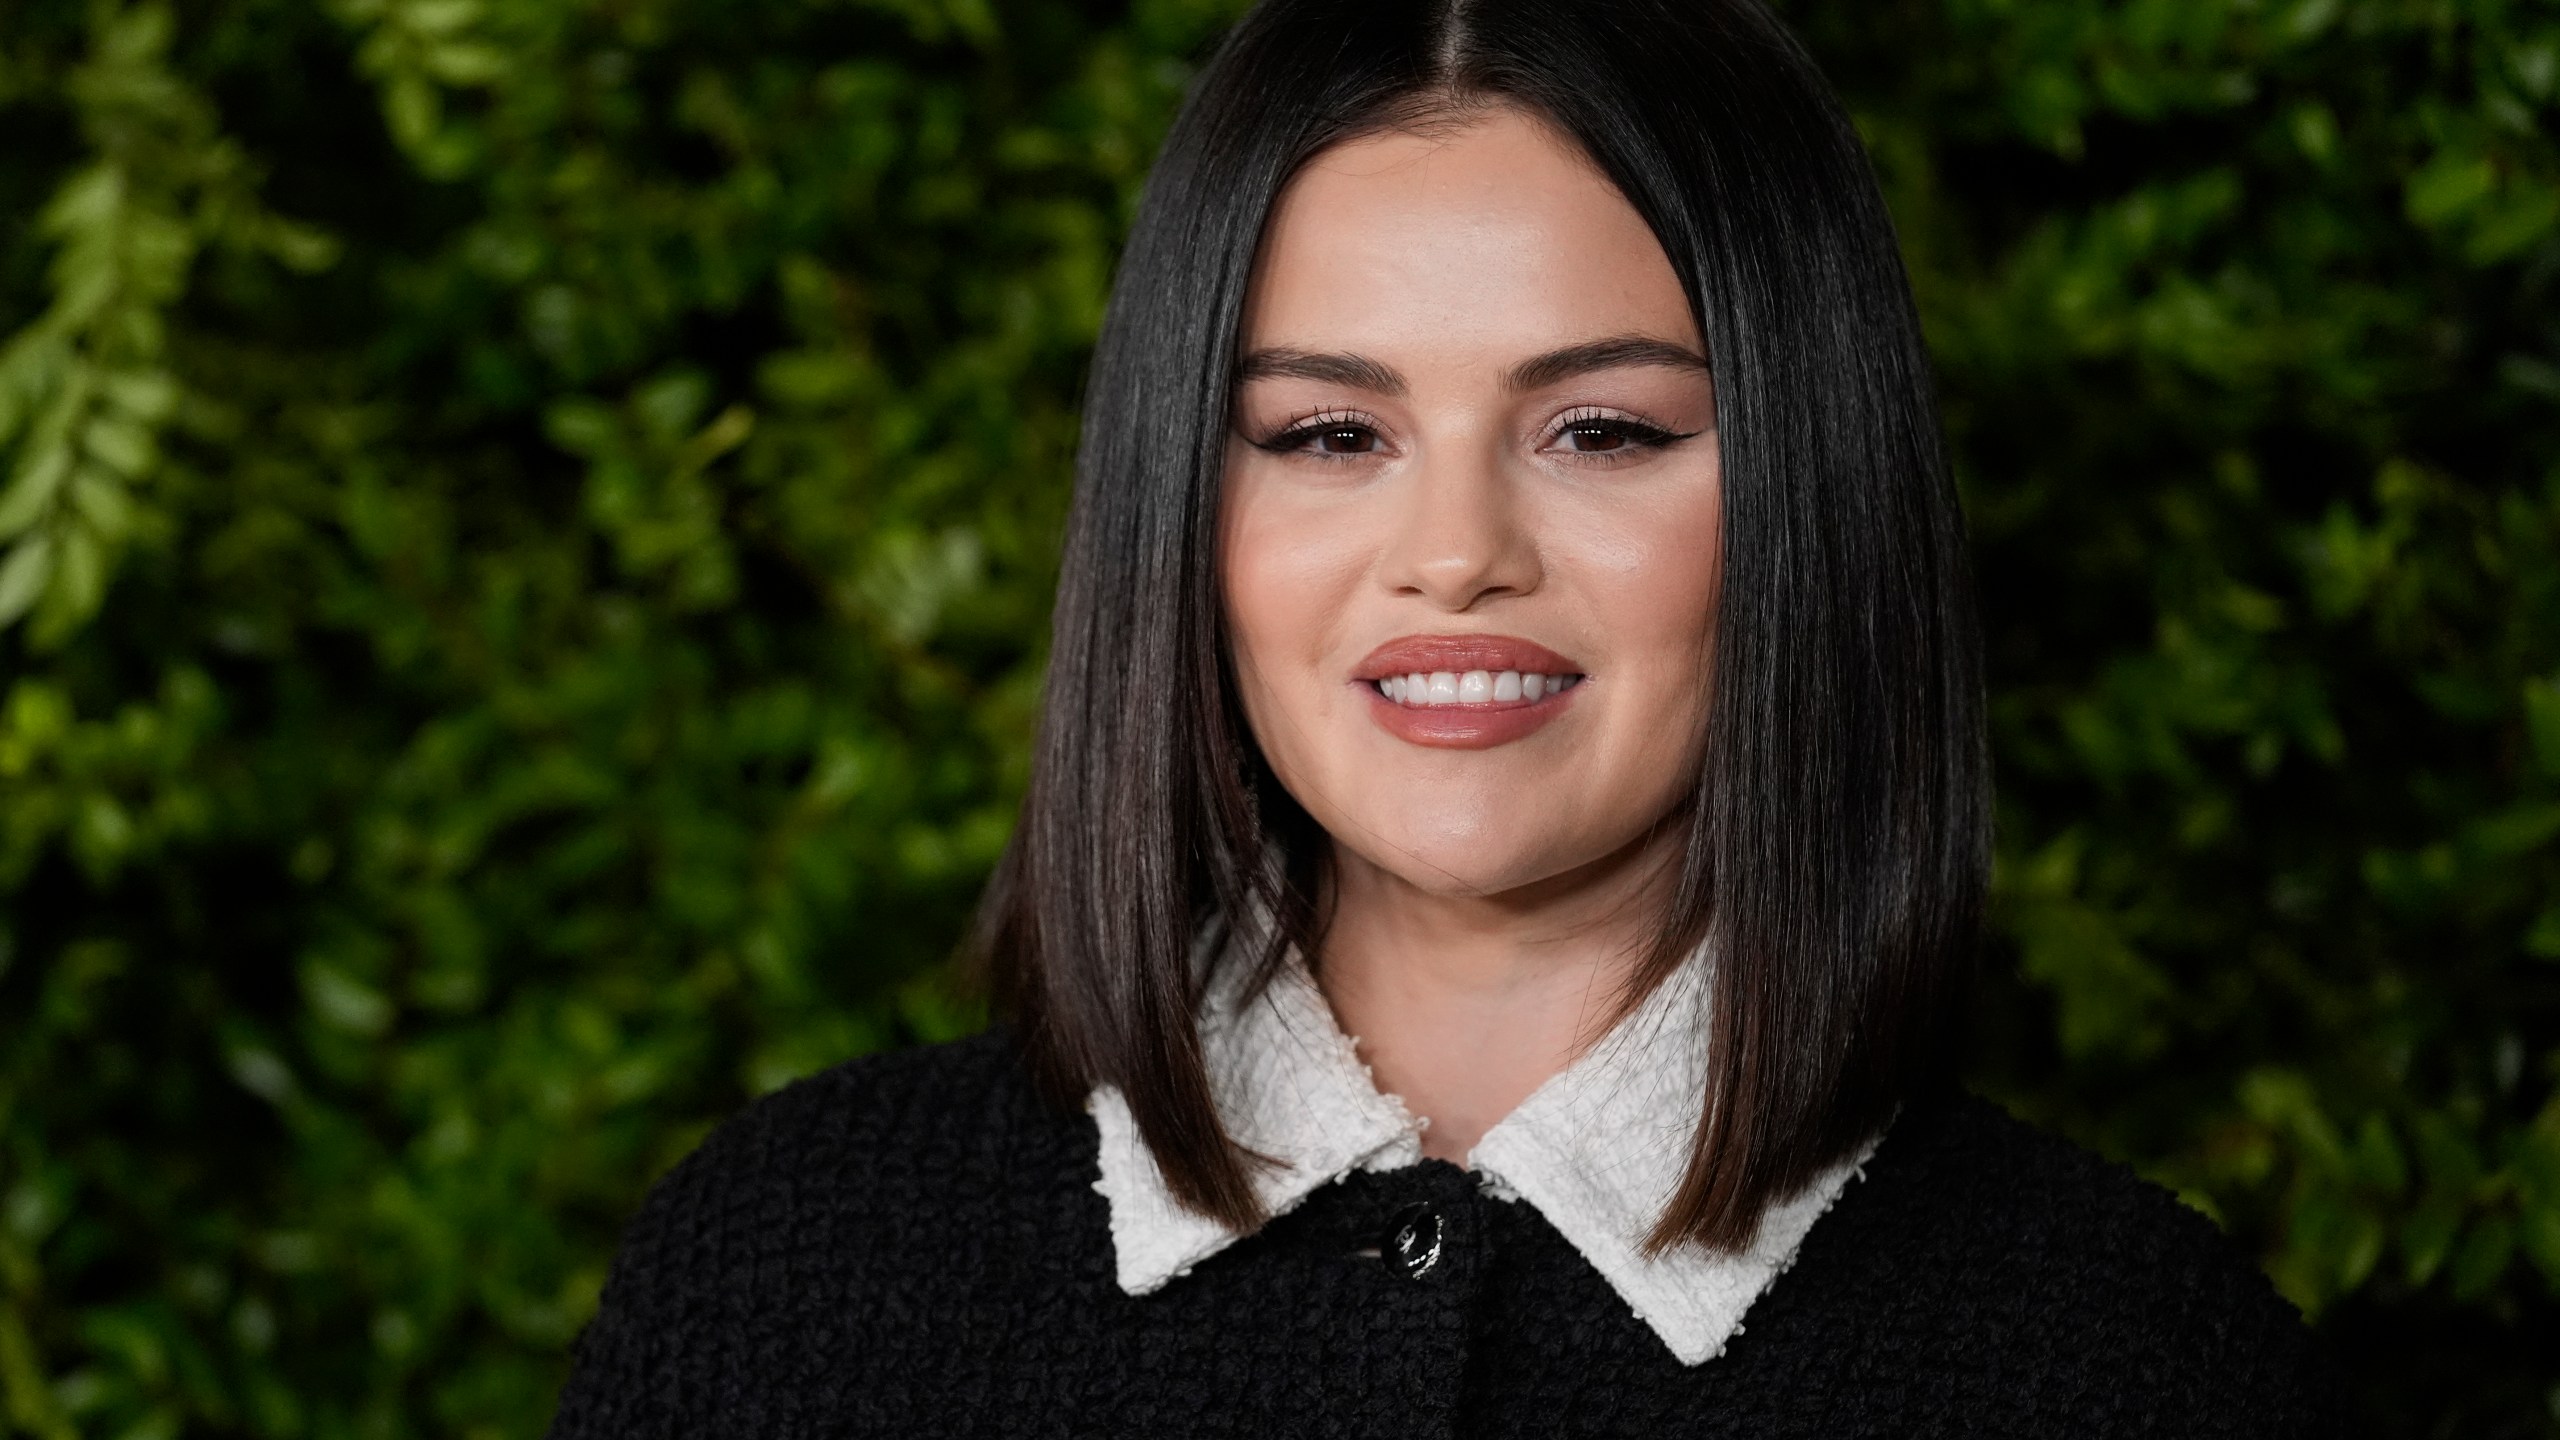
1384, 1203, 1444, 1281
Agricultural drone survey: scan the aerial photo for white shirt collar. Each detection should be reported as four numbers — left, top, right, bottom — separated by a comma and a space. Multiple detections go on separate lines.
1087, 942, 1878, 1366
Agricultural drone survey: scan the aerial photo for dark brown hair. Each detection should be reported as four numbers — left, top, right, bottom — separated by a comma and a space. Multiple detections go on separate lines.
974, 0, 1988, 1252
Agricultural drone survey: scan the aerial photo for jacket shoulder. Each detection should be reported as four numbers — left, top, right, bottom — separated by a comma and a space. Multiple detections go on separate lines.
1787, 1090, 2350, 1436
672, 1030, 1053, 1189
546, 1031, 1092, 1438
1874, 1091, 2249, 1268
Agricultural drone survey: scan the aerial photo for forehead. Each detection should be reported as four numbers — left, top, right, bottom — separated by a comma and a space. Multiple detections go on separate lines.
1241, 107, 1696, 359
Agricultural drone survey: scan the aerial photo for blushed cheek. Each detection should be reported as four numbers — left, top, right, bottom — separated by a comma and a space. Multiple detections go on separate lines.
1649, 509, 1723, 664
1217, 468, 1373, 785
1591, 472, 1723, 763
1216, 502, 1283, 754
1645, 455, 1725, 647
1220, 486, 1304, 686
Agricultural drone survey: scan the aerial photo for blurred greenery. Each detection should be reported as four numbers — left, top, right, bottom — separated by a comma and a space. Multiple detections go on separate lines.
0, 0, 2552, 1434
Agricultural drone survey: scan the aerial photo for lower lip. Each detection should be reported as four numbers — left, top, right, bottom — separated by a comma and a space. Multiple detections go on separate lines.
1359, 681, 1582, 750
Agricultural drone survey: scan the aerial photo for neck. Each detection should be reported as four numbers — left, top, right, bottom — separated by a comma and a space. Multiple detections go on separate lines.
1311, 824, 1684, 1163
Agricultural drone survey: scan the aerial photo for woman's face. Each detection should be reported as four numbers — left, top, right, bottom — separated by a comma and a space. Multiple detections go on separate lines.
1221, 107, 1723, 903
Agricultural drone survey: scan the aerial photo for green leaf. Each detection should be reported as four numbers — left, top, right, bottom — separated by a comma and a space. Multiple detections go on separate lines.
65, 466, 132, 538
2403, 1192, 2464, 1285
2469, 804, 2560, 858
2413, 1114, 2486, 1193
2526, 1199, 2560, 1290
0, 444, 69, 539
424, 41, 507, 85
383, 72, 439, 150
98, 369, 177, 423
2527, 908, 2560, 961
2338, 1206, 2387, 1294
29, 521, 104, 645
2527, 677, 2560, 781
300, 962, 394, 1038
542, 399, 620, 457
80, 414, 155, 478
2466, 182, 2559, 264
0, 532, 56, 627
401, 0, 484, 39
2449, 1215, 2515, 1299
2407, 151, 2497, 228
2350, 1115, 2409, 1196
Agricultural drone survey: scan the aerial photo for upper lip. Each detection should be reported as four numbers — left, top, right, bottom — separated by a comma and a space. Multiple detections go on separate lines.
1352, 633, 1584, 681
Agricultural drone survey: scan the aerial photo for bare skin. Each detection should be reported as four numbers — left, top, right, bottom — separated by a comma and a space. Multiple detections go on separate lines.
1219, 107, 1723, 1161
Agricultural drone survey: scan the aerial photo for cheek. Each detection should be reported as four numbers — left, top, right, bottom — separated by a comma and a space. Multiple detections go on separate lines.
1555, 465, 1723, 658
1632, 489, 1723, 658
1216, 462, 1372, 749
1549, 463, 1724, 777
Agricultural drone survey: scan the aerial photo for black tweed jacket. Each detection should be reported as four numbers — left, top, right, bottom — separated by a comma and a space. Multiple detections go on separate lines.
546, 1031, 2345, 1438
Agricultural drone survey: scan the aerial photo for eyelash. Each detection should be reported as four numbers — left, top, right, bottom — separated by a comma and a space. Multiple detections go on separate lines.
1546, 407, 1694, 457
1252, 408, 1696, 462
1255, 409, 1378, 459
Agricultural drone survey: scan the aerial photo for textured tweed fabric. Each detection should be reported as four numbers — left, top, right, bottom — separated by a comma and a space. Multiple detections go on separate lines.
547, 1032, 2345, 1438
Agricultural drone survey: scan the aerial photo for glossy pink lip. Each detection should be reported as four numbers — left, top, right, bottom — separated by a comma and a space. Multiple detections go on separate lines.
1352, 632, 1587, 751
1351, 633, 1583, 681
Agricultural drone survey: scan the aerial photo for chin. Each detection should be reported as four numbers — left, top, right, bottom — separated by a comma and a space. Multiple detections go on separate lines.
1332, 819, 1586, 901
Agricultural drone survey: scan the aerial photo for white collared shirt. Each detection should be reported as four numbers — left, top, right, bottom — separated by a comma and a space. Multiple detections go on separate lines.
1087, 945, 1879, 1366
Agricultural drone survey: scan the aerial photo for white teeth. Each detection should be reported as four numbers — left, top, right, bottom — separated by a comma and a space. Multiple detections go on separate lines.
1380, 670, 1581, 707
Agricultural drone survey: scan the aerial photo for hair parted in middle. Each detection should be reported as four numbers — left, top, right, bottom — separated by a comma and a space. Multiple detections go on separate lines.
974, 0, 1990, 1254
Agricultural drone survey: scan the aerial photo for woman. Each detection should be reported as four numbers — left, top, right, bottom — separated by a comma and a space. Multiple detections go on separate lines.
548, 0, 2341, 1433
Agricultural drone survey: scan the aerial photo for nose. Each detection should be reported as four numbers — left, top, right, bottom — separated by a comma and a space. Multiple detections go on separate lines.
1378, 437, 1540, 611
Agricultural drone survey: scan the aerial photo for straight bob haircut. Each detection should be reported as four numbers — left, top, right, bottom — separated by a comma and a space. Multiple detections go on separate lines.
975, 0, 1989, 1253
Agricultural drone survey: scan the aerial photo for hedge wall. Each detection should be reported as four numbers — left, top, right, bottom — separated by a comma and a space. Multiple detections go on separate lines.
1, 0, 2554, 1434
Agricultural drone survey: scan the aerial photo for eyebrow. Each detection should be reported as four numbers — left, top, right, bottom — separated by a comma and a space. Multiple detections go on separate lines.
1505, 335, 1710, 391
1232, 333, 1709, 397
1232, 348, 1407, 394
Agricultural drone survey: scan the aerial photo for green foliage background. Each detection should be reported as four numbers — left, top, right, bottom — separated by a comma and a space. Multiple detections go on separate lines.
0, 0, 2554, 1433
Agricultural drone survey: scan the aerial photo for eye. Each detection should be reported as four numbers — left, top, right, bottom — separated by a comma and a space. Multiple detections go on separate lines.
1545, 409, 1690, 457
1305, 424, 1380, 455
1257, 411, 1387, 459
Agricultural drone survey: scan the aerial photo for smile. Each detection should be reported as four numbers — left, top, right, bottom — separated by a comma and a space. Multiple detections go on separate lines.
1372, 670, 1585, 706
1350, 634, 1587, 750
